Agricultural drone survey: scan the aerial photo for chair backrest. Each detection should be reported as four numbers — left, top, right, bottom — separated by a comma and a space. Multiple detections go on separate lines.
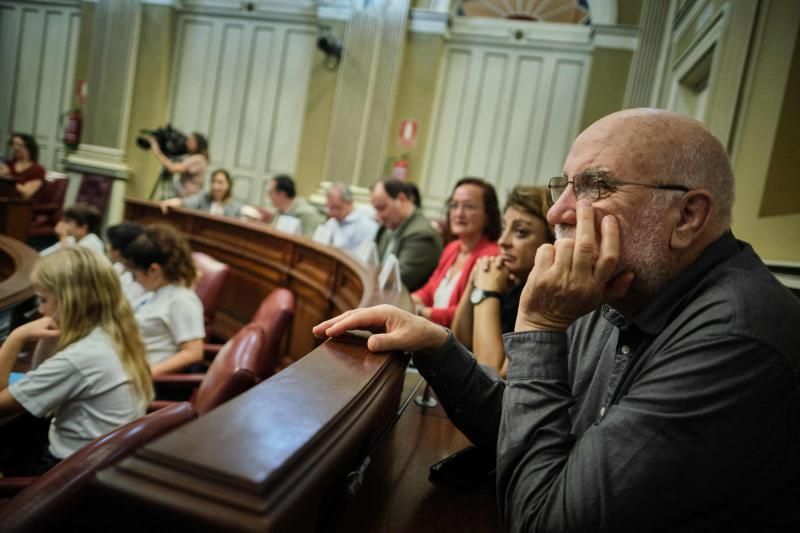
74, 173, 112, 216
192, 251, 230, 329
250, 288, 295, 380
0, 402, 197, 532
28, 175, 69, 237
193, 324, 264, 415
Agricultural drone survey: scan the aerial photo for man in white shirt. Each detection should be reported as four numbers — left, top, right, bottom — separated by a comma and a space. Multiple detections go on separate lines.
322, 183, 378, 255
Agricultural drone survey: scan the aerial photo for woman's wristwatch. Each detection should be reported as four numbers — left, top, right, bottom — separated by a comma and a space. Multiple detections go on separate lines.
470, 287, 501, 305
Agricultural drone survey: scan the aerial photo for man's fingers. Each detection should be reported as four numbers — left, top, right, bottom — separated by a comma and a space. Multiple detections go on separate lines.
312, 311, 350, 337
367, 333, 396, 352
553, 238, 574, 272
594, 215, 620, 283
532, 244, 555, 278
572, 200, 596, 275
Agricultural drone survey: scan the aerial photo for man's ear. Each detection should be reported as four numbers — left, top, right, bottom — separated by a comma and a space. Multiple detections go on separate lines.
670, 189, 713, 249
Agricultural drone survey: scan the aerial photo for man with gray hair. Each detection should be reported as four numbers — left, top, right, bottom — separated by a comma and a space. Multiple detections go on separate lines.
323, 182, 378, 255
316, 109, 800, 532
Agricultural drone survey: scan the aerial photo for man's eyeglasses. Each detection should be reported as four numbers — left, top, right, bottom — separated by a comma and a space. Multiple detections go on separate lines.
547, 172, 690, 204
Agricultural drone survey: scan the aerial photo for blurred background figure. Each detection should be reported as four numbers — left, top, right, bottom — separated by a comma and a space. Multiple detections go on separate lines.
411, 177, 501, 327
160, 168, 242, 218
0, 133, 45, 201
149, 132, 209, 198
451, 186, 553, 376
322, 182, 378, 255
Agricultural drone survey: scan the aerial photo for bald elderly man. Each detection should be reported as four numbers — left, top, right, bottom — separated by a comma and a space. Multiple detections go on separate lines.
315, 109, 800, 532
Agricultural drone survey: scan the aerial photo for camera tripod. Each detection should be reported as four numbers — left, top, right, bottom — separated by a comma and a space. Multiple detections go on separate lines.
149, 166, 176, 201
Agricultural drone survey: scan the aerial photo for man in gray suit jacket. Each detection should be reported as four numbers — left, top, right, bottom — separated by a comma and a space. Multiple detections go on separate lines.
371, 179, 443, 292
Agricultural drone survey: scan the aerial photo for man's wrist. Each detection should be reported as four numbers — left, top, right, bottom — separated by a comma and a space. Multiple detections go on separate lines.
514, 314, 571, 333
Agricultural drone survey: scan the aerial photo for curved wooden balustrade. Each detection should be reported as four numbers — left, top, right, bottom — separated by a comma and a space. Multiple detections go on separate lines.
88, 200, 414, 530
122, 198, 408, 369
0, 235, 38, 342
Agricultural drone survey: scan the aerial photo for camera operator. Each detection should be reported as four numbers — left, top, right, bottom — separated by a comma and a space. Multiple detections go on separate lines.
148, 132, 209, 198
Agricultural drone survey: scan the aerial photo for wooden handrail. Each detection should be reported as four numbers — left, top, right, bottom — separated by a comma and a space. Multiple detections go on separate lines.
0, 235, 38, 343
89, 199, 414, 530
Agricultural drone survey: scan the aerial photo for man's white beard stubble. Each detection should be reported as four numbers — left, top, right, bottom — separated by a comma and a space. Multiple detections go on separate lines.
553, 195, 675, 297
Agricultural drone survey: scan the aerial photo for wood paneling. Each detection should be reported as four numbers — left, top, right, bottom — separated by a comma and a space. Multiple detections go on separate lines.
169, 13, 316, 202
0, 1, 81, 171
421, 35, 591, 209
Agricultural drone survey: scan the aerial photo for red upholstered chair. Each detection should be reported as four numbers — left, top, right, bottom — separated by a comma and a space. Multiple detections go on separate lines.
249, 287, 295, 379
204, 288, 295, 380
192, 251, 229, 332
151, 324, 267, 415
74, 173, 112, 217
0, 402, 197, 532
26, 172, 69, 241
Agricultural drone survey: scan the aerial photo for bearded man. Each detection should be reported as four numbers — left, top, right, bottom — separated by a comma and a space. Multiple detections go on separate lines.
314, 109, 800, 533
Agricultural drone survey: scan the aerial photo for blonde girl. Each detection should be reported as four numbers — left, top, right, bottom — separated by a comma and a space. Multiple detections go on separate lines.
0, 247, 153, 474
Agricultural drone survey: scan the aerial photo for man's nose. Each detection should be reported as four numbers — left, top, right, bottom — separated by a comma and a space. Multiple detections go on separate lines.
546, 185, 577, 226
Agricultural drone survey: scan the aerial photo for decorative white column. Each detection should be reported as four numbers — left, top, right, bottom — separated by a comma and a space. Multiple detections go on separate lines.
322, 0, 410, 187
64, 0, 142, 227
623, 0, 670, 108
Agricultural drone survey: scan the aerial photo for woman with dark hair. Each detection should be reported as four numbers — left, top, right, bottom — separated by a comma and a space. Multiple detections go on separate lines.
123, 224, 205, 376
160, 168, 242, 217
149, 131, 209, 198
0, 133, 46, 201
451, 186, 553, 376
411, 177, 501, 327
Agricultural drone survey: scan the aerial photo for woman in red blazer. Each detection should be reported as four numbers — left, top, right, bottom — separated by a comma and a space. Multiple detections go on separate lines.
412, 177, 501, 327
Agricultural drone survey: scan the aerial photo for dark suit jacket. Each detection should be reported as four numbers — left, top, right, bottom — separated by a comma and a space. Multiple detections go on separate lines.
375, 209, 443, 292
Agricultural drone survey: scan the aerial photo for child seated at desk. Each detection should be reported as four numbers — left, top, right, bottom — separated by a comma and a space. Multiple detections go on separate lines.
0, 247, 153, 475
40, 203, 105, 257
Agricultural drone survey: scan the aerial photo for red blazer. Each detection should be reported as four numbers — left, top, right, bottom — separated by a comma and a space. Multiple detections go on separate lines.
413, 236, 499, 327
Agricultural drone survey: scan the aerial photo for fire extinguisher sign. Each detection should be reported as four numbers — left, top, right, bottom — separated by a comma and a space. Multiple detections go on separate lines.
398, 119, 417, 148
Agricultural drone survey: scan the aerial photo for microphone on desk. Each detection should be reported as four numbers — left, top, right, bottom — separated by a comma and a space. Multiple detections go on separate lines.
345, 365, 427, 496
414, 381, 437, 408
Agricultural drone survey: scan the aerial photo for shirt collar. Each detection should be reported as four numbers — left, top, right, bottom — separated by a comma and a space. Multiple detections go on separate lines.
602, 232, 742, 335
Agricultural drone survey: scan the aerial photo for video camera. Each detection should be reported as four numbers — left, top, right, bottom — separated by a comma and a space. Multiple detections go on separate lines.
136, 124, 187, 158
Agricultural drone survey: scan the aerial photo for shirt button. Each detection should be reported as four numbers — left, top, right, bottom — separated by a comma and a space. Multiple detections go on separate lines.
620, 345, 631, 355
599, 406, 606, 418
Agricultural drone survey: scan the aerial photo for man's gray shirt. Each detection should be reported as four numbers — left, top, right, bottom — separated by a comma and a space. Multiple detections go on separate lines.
414, 232, 800, 532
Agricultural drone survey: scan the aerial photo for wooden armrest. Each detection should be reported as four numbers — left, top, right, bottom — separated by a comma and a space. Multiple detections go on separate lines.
0, 477, 36, 497
153, 374, 205, 386
203, 342, 223, 362
148, 400, 179, 413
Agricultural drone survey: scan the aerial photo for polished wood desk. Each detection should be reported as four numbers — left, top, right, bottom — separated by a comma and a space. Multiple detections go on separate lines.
336, 372, 503, 533
86, 200, 501, 531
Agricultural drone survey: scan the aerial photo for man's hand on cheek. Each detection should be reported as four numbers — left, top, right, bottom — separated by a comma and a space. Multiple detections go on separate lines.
515, 201, 634, 332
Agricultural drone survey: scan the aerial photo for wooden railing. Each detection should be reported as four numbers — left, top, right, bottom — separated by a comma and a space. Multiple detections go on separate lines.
90, 199, 416, 531
122, 198, 410, 369
0, 235, 38, 342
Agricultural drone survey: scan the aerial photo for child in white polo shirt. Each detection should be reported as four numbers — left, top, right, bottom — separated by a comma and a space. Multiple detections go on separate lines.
0, 247, 154, 475
123, 224, 205, 376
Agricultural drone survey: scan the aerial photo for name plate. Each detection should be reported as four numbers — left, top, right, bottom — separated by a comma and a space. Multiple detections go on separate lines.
378, 253, 402, 292
354, 240, 380, 266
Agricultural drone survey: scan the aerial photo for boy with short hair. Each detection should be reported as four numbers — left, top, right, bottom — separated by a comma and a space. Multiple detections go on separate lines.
40, 203, 104, 256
